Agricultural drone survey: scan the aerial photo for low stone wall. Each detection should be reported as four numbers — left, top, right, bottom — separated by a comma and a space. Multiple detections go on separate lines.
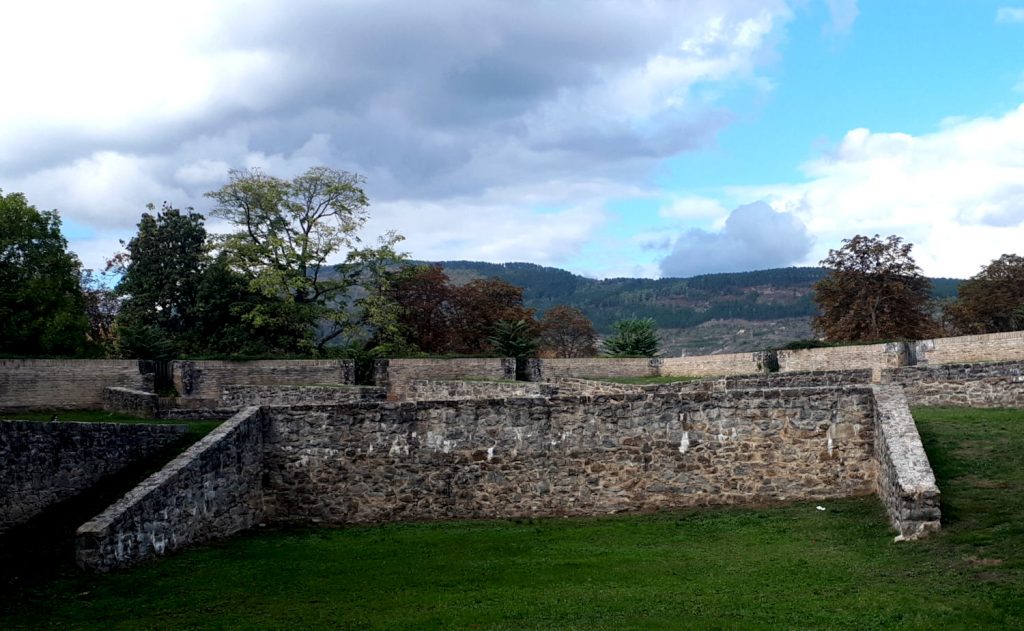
661, 352, 766, 377
404, 380, 558, 401
375, 358, 516, 400
261, 387, 878, 524
103, 387, 159, 418
171, 359, 355, 399
777, 343, 907, 378
221, 385, 386, 406
0, 420, 187, 534
883, 361, 1024, 408
713, 369, 873, 390
0, 359, 149, 412
871, 386, 941, 540
76, 407, 266, 572
914, 330, 1024, 365
536, 358, 661, 381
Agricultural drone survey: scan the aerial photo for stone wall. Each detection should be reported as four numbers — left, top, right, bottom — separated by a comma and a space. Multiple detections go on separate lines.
171, 359, 355, 399
871, 386, 941, 540
220, 385, 386, 406
0, 359, 149, 412
661, 352, 766, 377
404, 380, 558, 401
535, 358, 661, 380
76, 407, 266, 572
914, 330, 1024, 365
0, 420, 187, 534
777, 343, 907, 378
261, 387, 878, 524
103, 387, 159, 418
713, 369, 873, 391
883, 360, 1024, 408
375, 358, 516, 400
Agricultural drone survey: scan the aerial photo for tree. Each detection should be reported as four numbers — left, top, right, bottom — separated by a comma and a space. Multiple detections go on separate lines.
813, 234, 934, 341
206, 166, 371, 351
451, 278, 536, 354
340, 231, 413, 356
488, 319, 539, 358
0, 189, 90, 356
388, 264, 457, 353
602, 317, 659, 357
945, 254, 1024, 334
539, 305, 597, 357
112, 204, 208, 358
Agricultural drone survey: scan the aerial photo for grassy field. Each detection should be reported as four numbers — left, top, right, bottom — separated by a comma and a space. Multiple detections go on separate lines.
1, 407, 1022, 629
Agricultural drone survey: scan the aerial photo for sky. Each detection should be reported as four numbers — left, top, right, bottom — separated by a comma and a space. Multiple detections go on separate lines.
3, 1, 1024, 280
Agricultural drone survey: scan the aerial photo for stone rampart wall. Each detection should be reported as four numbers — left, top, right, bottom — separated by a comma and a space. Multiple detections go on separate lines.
0, 420, 187, 533
103, 387, 159, 418
170, 360, 355, 399
661, 352, 765, 377
871, 386, 941, 540
777, 343, 906, 377
404, 380, 558, 401
714, 369, 874, 390
883, 360, 1024, 408
536, 358, 660, 380
261, 388, 878, 524
375, 358, 515, 400
0, 359, 148, 412
76, 407, 266, 572
220, 385, 386, 406
914, 330, 1024, 365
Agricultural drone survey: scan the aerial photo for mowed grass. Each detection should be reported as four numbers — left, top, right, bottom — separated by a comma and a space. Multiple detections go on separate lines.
1, 407, 1022, 629
0, 410, 221, 441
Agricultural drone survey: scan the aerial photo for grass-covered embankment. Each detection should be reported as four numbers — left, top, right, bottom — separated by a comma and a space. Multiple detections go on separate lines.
0, 407, 1021, 629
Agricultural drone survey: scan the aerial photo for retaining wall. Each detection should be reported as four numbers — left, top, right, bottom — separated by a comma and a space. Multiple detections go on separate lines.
261, 387, 878, 524
404, 380, 558, 401
883, 360, 1024, 408
220, 385, 386, 407
171, 360, 355, 399
871, 386, 941, 540
0, 420, 187, 534
661, 352, 766, 377
374, 358, 515, 400
914, 330, 1024, 365
0, 359, 149, 412
76, 407, 266, 572
536, 358, 661, 380
777, 343, 906, 377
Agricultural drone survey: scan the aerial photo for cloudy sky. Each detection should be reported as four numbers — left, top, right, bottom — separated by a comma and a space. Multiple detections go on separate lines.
3, 1, 1024, 279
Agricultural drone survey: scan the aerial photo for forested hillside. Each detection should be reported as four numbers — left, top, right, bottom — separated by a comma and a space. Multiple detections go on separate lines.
430, 260, 962, 334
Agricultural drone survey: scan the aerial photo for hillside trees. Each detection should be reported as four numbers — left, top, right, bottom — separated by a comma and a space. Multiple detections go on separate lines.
206, 166, 375, 352
0, 190, 92, 356
945, 254, 1024, 334
813, 234, 934, 341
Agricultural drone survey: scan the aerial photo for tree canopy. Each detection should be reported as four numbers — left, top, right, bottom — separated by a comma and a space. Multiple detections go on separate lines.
813, 234, 934, 341
0, 190, 90, 356
944, 254, 1024, 334
539, 305, 597, 358
602, 317, 660, 357
206, 166, 372, 351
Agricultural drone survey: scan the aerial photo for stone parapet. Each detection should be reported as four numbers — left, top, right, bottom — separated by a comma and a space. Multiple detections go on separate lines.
75, 407, 266, 572
871, 385, 941, 540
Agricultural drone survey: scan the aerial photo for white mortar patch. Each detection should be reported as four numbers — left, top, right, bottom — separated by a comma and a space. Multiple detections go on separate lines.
679, 432, 690, 454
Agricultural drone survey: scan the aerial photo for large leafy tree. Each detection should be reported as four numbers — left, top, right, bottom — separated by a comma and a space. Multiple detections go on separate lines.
813, 234, 934, 341
112, 204, 208, 358
206, 166, 371, 351
451, 278, 536, 354
602, 317, 660, 357
945, 254, 1024, 334
539, 305, 597, 358
0, 190, 90, 356
388, 265, 457, 353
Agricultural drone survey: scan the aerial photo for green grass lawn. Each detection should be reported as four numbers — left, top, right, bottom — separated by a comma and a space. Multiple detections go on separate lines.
1, 407, 1022, 629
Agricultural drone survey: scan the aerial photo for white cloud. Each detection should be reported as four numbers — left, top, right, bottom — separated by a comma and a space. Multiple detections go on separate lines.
824, 0, 859, 35
736, 103, 1024, 277
659, 195, 731, 221
996, 7, 1024, 23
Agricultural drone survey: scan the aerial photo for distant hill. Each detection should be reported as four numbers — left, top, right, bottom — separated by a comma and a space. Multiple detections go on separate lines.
427, 260, 963, 337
